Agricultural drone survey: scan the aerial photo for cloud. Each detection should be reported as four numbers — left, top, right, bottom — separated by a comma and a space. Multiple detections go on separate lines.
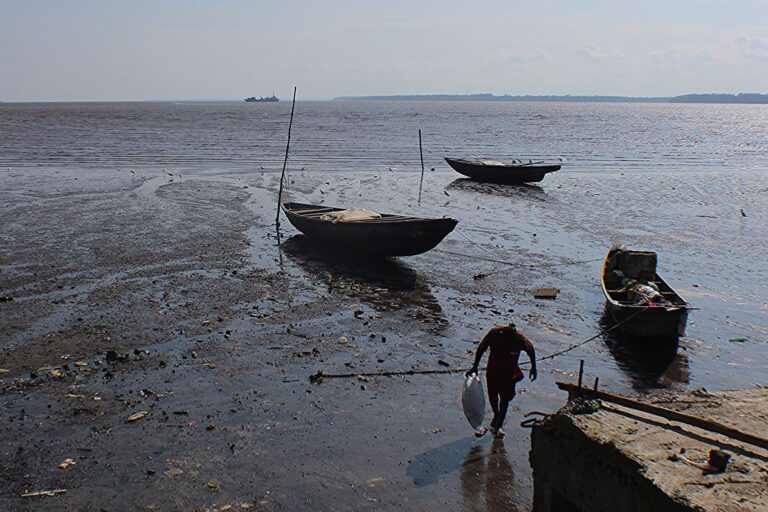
648, 47, 714, 65
575, 45, 622, 62
736, 35, 768, 60
500, 48, 551, 64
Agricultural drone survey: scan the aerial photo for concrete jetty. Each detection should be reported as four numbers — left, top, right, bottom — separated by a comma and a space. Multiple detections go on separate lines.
530, 387, 768, 511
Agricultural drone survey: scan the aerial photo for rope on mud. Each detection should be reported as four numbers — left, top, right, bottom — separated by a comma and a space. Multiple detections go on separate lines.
449, 230, 601, 269
310, 307, 650, 381
534, 307, 649, 363
437, 248, 601, 270
282, 187, 316, 205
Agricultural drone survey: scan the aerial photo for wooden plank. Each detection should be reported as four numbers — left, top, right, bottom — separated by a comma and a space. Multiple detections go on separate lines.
534, 287, 560, 299
297, 211, 405, 218
347, 218, 422, 223
298, 214, 415, 221
298, 212, 339, 218
291, 208, 337, 214
556, 382, 768, 451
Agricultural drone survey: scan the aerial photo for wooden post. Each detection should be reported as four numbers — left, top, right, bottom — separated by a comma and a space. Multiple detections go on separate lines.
593, 376, 599, 392
577, 359, 584, 396
418, 129, 425, 204
276, 86, 298, 228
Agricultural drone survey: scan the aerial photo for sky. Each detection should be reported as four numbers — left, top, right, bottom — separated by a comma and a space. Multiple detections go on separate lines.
1, 0, 767, 101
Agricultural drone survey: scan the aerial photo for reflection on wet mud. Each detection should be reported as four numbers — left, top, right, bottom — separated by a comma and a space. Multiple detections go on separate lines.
601, 309, 690, 389
446, 178, 550, 202
280, 235, 446, 327
406, 438, 519, 511
460, 440, 519, 512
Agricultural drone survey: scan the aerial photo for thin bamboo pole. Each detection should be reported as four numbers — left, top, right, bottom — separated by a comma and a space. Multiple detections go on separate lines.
418, 129, 425, 204
276, 86, 298, 227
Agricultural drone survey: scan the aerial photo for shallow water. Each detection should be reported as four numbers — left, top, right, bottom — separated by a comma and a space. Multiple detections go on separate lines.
2, 100, 767, 173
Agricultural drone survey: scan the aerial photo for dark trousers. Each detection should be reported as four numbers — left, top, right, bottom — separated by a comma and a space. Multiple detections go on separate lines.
487, 378, 515, 430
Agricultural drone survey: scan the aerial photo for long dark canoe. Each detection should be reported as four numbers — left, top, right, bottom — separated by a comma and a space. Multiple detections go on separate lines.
280, 202, 458, 257
445, 157, 560, 184
601, 248, 692, 338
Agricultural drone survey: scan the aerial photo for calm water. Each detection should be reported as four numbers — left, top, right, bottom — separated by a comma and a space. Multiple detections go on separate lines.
2, 100, 767, 173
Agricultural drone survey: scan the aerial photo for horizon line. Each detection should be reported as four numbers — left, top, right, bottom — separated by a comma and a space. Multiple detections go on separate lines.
2, 91, 767, 104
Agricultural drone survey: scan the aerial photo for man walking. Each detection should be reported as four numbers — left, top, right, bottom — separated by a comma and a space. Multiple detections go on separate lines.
467, 323, 537, 438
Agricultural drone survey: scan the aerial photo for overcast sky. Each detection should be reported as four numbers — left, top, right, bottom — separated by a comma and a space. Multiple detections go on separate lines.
1, 0, 766, 101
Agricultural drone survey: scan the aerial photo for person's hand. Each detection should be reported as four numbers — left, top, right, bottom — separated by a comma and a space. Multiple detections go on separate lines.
466, 367, 478, 377
529, 368, 537, 381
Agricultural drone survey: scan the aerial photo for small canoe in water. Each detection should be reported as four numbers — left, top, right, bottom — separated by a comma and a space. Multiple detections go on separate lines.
445, 157, 560, 184
601, 248, 692, 338
280, 202, 458, 257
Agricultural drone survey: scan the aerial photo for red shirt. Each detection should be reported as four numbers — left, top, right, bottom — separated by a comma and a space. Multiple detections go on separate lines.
484, 326, 533, 382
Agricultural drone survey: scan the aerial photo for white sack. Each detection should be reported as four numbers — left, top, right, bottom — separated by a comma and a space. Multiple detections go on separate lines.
320, 208, 381, 223
461, 373, 485, 429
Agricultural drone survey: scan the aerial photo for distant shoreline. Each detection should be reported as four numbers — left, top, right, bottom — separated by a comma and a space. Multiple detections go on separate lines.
2, 93, 767, 104
333, 93, 768, 104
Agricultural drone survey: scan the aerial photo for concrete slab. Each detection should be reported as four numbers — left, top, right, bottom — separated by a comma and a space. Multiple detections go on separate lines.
530, 388, 768, 512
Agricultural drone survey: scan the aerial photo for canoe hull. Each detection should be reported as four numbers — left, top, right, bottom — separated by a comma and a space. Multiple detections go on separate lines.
601, 248, 691, 339
445, 157, 560, 184
281, 203, 458, 257
604, 302, 689, 338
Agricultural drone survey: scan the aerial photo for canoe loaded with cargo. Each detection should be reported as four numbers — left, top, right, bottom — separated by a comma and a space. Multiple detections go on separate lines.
445, 157, 561, 184
280, 202, 458, 257
601, 247, 692, 338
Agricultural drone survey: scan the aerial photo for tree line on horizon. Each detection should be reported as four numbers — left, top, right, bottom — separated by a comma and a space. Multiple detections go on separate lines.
332, 92, 768, 104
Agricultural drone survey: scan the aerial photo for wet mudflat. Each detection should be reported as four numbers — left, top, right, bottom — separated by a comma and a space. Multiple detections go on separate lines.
1, 162, 766, 511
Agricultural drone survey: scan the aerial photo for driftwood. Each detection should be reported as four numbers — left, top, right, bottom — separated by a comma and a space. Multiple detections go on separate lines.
556, 382, 768, 451
21, 489, 67, 498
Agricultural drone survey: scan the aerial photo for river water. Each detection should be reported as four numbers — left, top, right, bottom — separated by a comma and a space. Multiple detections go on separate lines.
2, 100, 767, 173
1, 100, 766, 510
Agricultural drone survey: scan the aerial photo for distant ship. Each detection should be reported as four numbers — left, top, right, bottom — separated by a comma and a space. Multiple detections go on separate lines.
245, 94, 279, 103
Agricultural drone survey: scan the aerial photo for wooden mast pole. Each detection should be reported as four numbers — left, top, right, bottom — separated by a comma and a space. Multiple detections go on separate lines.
276, 86, 297, 227
418, 129, 425, 204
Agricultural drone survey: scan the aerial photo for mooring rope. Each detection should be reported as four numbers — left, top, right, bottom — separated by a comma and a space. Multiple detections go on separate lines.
451, 229, 601, 269
535, 307, 649, 363
311, 306, 650, 381
438, 248, 601, 270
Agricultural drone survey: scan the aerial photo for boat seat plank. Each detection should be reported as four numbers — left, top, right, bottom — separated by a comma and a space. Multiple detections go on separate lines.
297, 213, 418, 222
289, 208, 337, 214
347, 218, 422, 223
298, 215, 413, 221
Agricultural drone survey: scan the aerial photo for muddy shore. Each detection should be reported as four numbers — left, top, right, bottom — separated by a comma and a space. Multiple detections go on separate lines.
1, 165, 766, 511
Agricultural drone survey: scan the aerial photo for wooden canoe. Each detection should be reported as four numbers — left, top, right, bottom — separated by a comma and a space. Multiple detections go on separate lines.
601, 248, 692, 338
280, 202, 458, 257
445, 157, 560, 184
